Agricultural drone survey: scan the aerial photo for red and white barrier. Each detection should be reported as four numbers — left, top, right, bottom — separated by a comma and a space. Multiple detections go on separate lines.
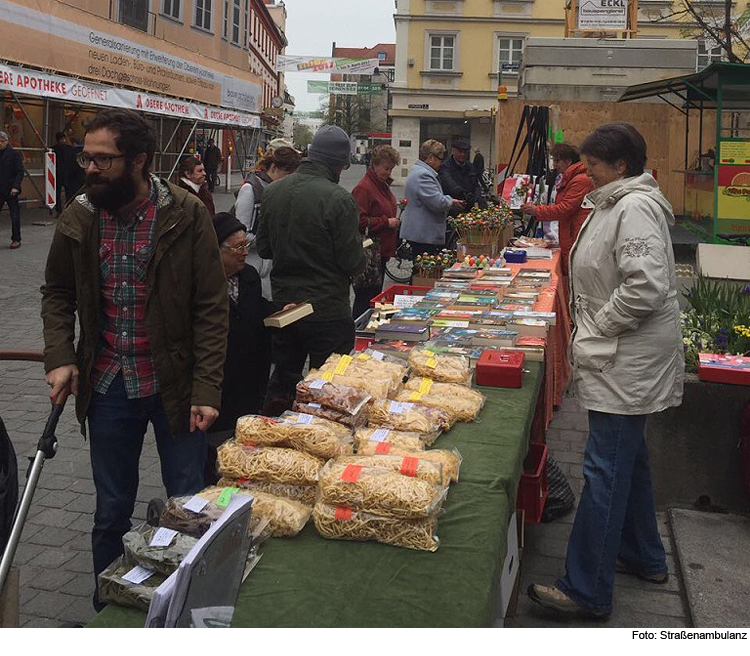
45, 150, 56, 210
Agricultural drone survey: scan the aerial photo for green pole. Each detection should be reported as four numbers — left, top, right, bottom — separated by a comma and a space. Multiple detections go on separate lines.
713, 81, 722, 242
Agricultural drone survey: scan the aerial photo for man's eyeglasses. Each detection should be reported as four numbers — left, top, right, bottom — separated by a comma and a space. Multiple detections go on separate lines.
432, 153, 445, 161
222, 240, 252, 253
76, 153, 126, 170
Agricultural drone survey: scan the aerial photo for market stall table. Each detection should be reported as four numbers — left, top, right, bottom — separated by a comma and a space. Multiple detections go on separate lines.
87, 361, 544, 628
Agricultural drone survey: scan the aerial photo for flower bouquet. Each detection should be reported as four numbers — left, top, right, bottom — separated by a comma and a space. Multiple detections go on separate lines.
449, 202, 513, 248
413, 249, 457, 279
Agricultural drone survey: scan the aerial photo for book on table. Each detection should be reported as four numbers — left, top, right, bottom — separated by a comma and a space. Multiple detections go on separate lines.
374, 321, 431, 342
263, 302, 314, 328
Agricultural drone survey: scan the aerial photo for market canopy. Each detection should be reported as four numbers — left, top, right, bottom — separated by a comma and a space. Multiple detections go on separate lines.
617, 62, 750, 113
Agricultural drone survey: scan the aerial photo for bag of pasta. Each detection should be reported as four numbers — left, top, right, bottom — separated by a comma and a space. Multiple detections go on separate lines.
295, 379, 371, 415
313, 503, 439, 552
292, 401, 368, 429
317, 460, 448, 519
335, 454, 443, 486
355, 442, 463, 485
317, 353, 405, 396
397, 377, 485, 422
368, 399, 453, 438
217, 477, 318, 506
304, 369, 392, 400
217, 440, 324, 485
159, 494, 226, 537
408, 348, 472, 385
348, 349, 409, 387
235, 413, 353, 460
354, 427, 426, 452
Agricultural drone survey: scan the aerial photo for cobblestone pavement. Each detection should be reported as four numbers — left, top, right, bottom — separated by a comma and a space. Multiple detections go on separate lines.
1, 170, 690, 628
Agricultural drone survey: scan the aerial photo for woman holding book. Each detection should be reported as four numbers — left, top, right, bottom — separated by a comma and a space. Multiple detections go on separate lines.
528, 123, 684, 619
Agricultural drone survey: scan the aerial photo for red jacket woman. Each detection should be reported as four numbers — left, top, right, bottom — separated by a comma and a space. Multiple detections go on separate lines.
522, 144, 593, 277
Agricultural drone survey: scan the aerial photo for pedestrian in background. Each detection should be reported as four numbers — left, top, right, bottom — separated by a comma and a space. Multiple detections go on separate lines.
178, 155, 216, 216
202, 138, 223, 192
257, 125, 365, 415
41, 108, 228, 610
351, 144, 401, 319
438, 139, 482, 217
0, 130, 24, 249
528, 123, 683, 619
400, 139, 463, 257
53, 131, 79, 216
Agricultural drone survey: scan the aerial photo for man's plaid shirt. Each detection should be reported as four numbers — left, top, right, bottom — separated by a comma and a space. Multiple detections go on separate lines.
91, 182, 160, 398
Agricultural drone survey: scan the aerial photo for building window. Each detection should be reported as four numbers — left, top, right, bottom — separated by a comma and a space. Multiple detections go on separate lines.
429, 34, 455, 70
195, 0, 212, 31
243, 0, 249, 48
498, 37, 524, 73
119, 0, 149, 32
378, 52, 387, 61
162, 0, 180, 20
697, 40, 723, 70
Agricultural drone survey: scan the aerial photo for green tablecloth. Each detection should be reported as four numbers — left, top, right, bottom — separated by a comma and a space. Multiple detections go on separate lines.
88, 360, 543, 628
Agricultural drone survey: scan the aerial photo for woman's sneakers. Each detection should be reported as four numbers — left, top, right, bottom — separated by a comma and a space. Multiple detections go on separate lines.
615, 559, 669, 584
527, 584, 610, 618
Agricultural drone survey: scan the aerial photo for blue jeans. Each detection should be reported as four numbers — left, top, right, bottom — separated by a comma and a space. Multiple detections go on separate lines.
88, 373, 206, 607
556, 411, 666, 615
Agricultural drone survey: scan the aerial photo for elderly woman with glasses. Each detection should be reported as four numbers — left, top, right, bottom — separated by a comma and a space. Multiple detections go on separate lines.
400, 139, 464, 257
208, 212, 273, 436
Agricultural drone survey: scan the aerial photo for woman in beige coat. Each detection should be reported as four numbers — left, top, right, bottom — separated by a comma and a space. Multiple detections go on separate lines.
529, 123, 684, 619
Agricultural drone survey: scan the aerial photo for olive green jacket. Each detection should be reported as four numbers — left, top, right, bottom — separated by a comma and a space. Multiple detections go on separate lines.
256, 160, 365, 320
41, 177, 228, 435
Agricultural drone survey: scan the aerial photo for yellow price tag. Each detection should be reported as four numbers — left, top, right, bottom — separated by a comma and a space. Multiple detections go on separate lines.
334, 354, 353, 376
357, 353, 371, 361
321, 372, 334, 382
418, 378, 434, 394
409, 392, 423, 401
426, 358, 438, 369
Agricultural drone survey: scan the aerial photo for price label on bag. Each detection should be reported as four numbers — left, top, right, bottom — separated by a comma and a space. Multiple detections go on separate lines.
122, 565, 154, 585
371, 350, 385, 361
409, 392, 423, 401
296, 413, 313, 425
357, 353, 370, 361
149, 527, 178, 548
341, 465, 362, 483
426, 358, 438, 369
216, 487, 239, 507
182, 495, 209, 513
419, 379, 434, 394
374, 442, 392, 454
309, 380, 326, 389
321, 372, 334, 382
334, 355, 353, 375
370, 428, 390, 442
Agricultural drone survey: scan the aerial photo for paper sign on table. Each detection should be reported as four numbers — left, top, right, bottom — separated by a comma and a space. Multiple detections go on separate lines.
393, 295, 426, 309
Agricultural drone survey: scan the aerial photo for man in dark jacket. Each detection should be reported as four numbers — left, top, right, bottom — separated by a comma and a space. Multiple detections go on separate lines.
40, 109, 228, 609
438, 139, 482, 217
0, 130, 25, 249
202, 139, 223, 192
257, 125, 365, 414
52, 132, 79, 216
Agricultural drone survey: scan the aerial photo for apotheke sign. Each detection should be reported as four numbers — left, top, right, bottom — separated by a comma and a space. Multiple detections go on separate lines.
578, 0, 628, 30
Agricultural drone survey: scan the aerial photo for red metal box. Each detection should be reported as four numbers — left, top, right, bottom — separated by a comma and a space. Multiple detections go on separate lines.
698, 353, 750, 387
475, 350, 525, 388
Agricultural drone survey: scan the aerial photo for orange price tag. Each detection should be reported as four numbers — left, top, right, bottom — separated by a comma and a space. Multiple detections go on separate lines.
374, 442, 392, 455
341, 465, 362, 483
335, 506, 353, 520
400, 457, 419, 478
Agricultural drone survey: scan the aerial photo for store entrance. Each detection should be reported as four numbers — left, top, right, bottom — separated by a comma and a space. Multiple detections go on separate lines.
419, 119, 470, 151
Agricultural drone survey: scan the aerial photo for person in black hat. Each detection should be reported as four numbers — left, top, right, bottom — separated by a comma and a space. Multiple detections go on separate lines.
209, 212, 274, 436
438, 139, 483, 217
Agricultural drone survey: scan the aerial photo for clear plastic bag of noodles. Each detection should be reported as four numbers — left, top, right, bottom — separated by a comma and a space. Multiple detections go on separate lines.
98, 555, 168, 611
348, 349, 409, 387
304, 368, 392, 400
335, 454, 443, 487
217, 477, 318, 506
217, 440, 324, 485
368, 399, 454, 438
234, 414, 352, 460
397, 377, 485, 422
200, 486, 311, 538
295, 379, 371, 416
408, 348, 472, 386
292, 401, 367, 429
355, 442, 463, 485
317, 460, 448, 519
313, 503, 439, 552
315, 352, 405, 396
354, 427, 426, 452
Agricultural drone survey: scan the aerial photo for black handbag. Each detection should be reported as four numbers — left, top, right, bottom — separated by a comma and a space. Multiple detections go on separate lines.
541, 456, 575, 522
352, 227, 382, 291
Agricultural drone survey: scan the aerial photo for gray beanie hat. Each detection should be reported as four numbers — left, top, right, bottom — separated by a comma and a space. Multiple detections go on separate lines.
307, 125, 351, 168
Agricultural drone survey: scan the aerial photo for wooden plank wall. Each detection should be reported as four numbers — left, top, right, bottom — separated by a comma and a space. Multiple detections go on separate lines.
493, 99, 718, 215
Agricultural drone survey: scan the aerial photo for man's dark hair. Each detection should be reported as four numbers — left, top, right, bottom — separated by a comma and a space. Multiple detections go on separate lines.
55, 131, 66, 142
550, 142, 580, 163
85, 109, 156, 180
579, 123, 647, 177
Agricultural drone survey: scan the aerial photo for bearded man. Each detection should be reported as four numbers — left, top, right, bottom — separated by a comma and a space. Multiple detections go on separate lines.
40, 109, 228, 610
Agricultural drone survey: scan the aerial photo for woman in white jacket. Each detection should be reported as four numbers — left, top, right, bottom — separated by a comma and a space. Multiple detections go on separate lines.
529, 123, 684, 618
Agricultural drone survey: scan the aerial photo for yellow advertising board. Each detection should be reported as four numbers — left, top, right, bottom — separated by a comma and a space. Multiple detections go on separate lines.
716, 140, 750, 233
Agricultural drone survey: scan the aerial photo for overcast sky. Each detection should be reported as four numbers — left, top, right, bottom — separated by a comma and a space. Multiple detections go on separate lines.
280, 0, 396, 112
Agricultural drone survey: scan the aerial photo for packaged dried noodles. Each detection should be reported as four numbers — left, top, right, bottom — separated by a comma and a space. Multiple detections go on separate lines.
305, 368, 392, 400
295, 379, 371, 415
354, 427, 426, 452
292, 401, 367, 429
368, 399, 453, 437
234, 413, 353, 460
397, 377, 485, 421
408, 348, 472, 385
335, 454, 443, 486
313, 503, 439, 552
348, 349, 409, 385
217, 477, 317, 506
356, 442, 462, 485
315, 352, 407, 397
217, 440, 324, 485
317, 460, 448, 519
